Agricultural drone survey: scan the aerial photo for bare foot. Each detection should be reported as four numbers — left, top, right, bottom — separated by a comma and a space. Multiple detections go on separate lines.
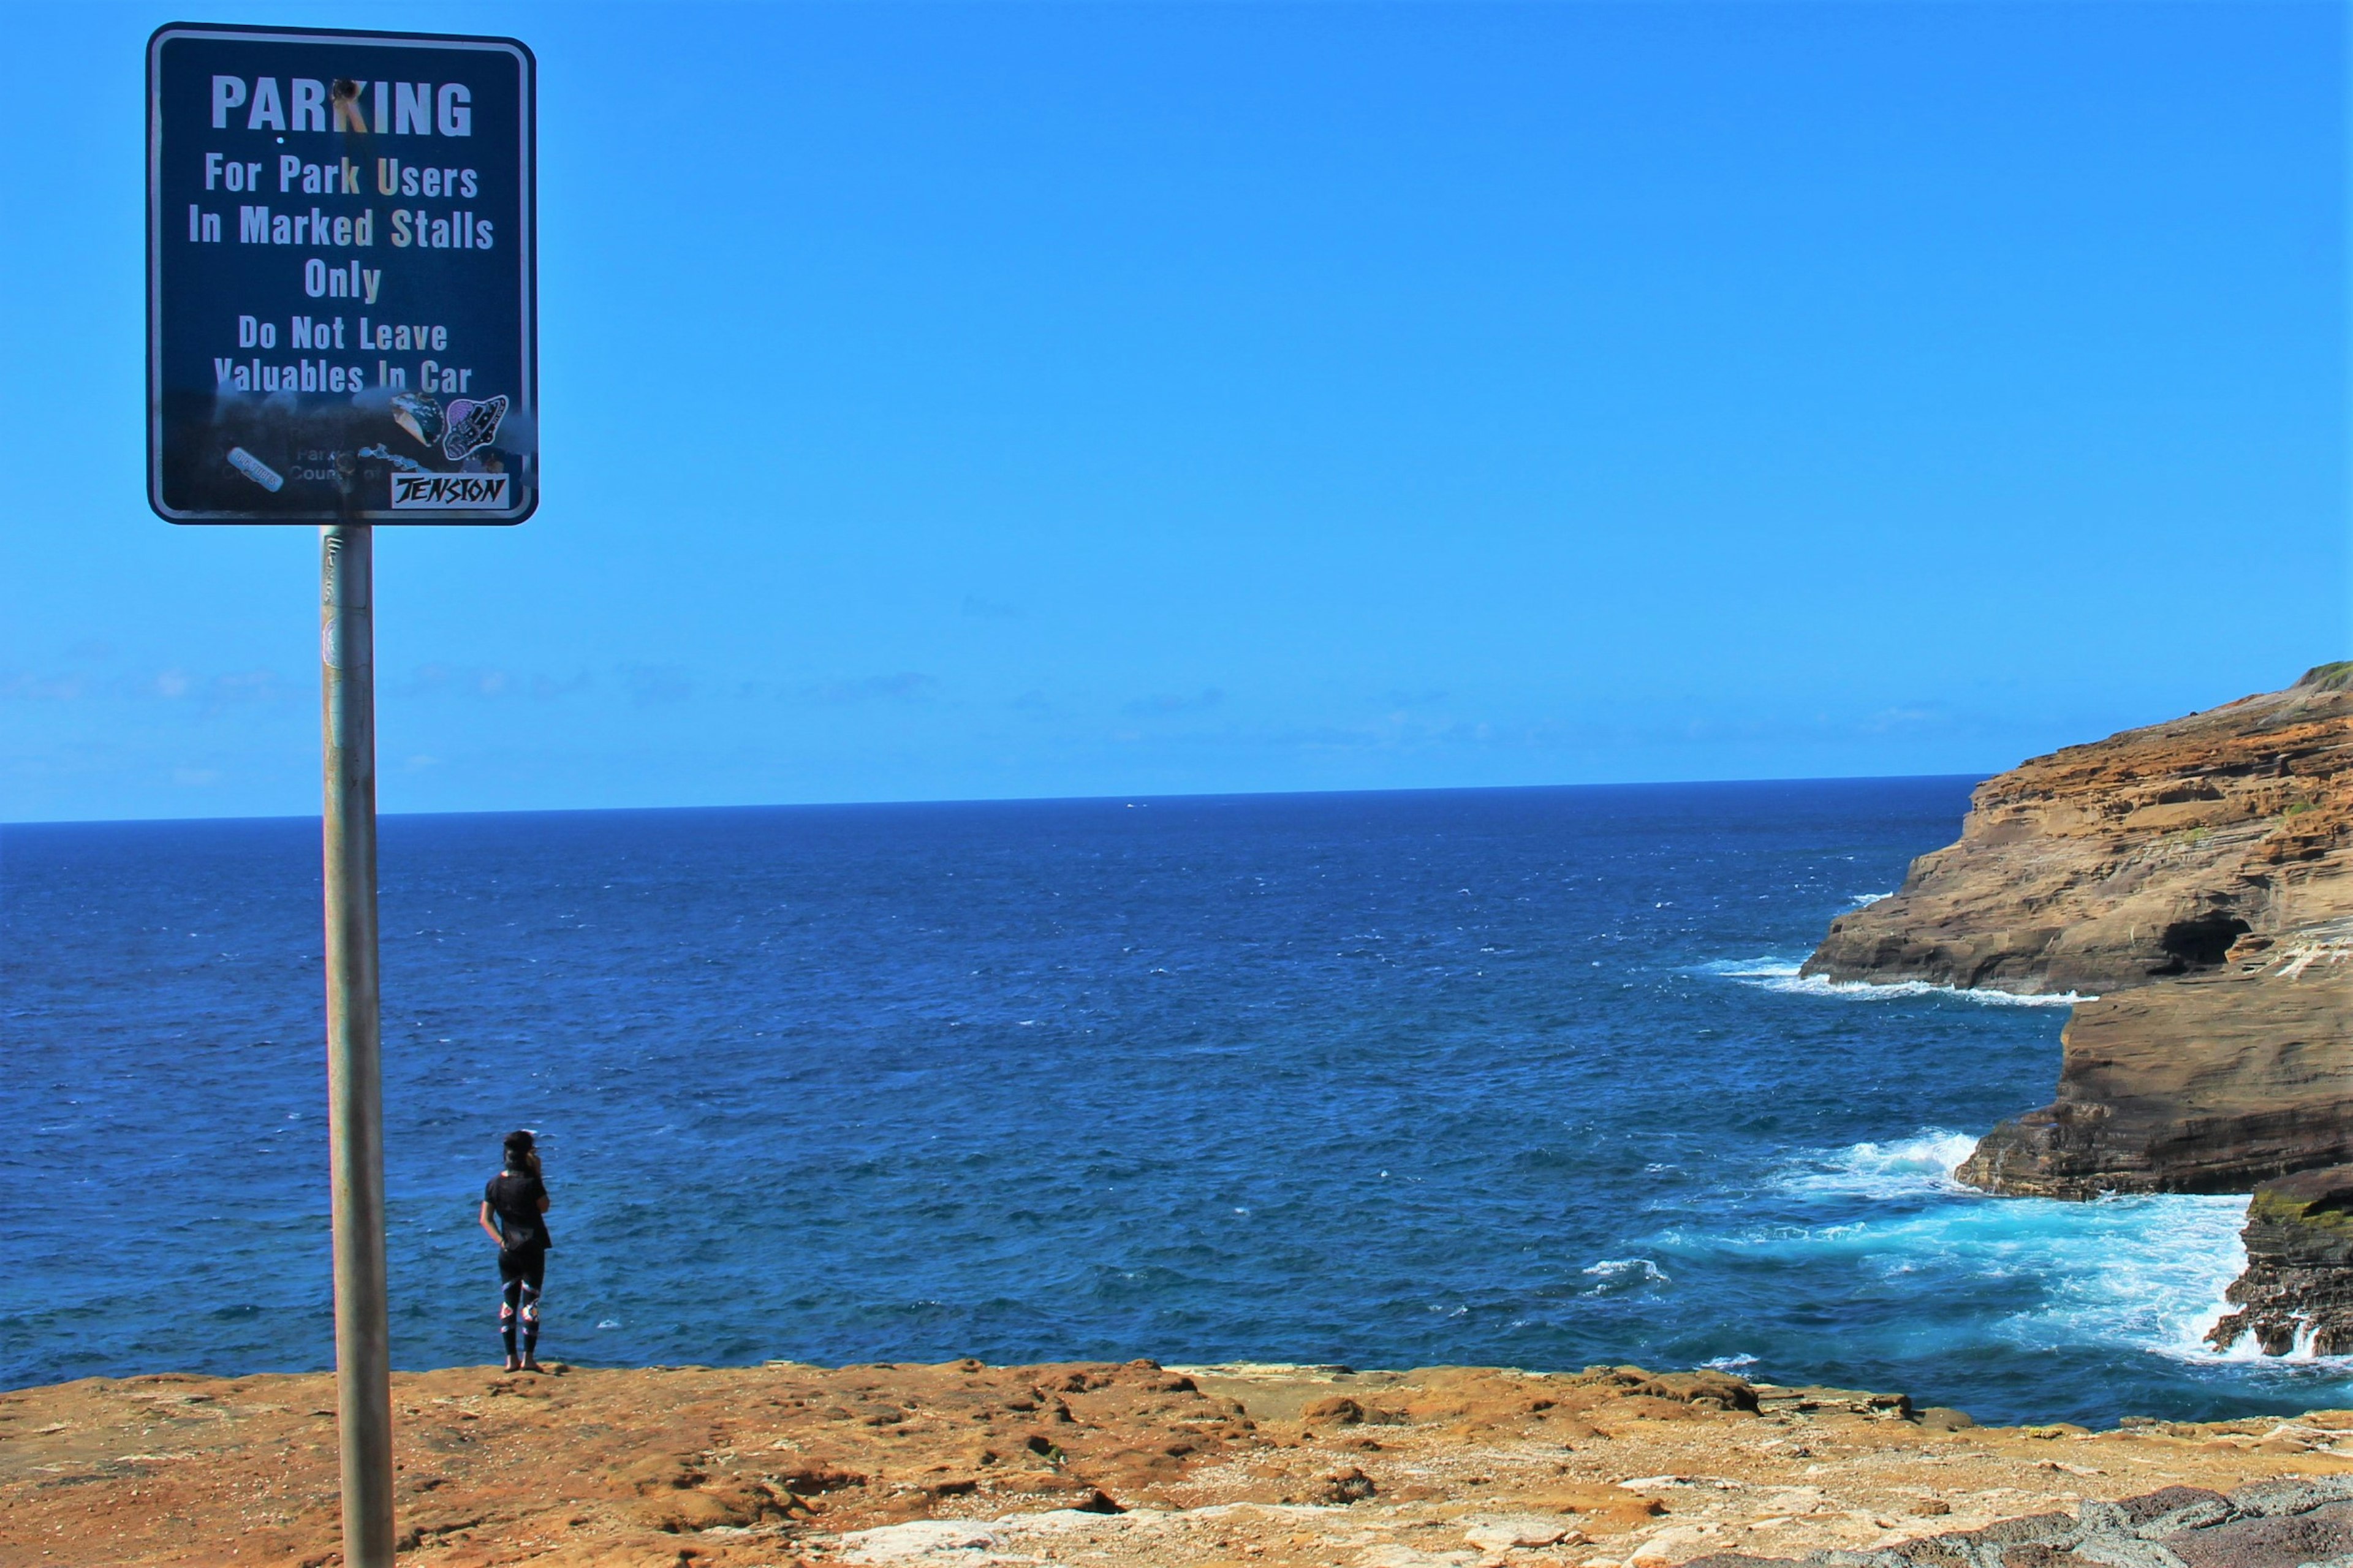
503, 1356, 520, 1373
520, 1357, 544, 1374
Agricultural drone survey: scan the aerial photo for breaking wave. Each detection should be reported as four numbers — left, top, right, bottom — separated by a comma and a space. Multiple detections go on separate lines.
1775, 1129, 1981, 1197
1999, 1195, 2259, 1366
1708, 1129, 2321, 1391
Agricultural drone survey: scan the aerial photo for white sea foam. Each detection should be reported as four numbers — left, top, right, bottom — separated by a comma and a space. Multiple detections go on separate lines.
1776, 1129, 1980, 1198
1759, 974, 2091, 1007
1583, 1257, 1671, 1293
1701, 1353, 1759, 1371
1694, 956, 2090, 1007
2201, 1321, 2353, 1369
1995, 1194, 2262, 1366
1851, 892, 1893, 906
1718, 1129, 2341, 1382
2170, 1232, 2353, 1369
1719, 1162, 2279, 1374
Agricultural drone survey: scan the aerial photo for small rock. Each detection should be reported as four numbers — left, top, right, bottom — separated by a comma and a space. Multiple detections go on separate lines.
1357, 1547, 1464, 1568
1627, 1524, 1720, 1565
1465, 1518, 1578, 1551
2123, 1487, 2232, 1537
776, 1462, 867, 1494
1638, 1373, 1762, 1413
1314, 1467, 1379, 1505
1306, 1396, 1368, 1425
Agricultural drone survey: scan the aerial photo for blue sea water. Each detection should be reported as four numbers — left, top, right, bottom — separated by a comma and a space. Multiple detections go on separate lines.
4, 779, 2348, 1426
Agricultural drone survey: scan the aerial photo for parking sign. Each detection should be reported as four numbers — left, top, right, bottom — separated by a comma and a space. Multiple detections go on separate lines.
148, 24, 536, 523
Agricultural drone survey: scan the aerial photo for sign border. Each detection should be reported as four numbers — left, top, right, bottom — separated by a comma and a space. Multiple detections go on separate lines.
146, 20, 539, 525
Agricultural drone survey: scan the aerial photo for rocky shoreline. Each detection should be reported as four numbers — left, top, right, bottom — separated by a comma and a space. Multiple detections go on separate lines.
1801, 666, 2353, 1350
12, 1358, 2353, 1568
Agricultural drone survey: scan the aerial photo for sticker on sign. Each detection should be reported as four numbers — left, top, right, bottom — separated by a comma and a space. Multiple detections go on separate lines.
391, 472, 512, 510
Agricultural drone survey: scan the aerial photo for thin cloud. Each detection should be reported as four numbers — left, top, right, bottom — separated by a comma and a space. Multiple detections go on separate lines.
1, 667, 298, 706
732, 672, 939, 705
809, 672, 939, 705
623, 664, 695, 707
0, 672, 92, 701
1121, 687, 1225, 717
204, 670, 286, 706
402, 664, 519, 700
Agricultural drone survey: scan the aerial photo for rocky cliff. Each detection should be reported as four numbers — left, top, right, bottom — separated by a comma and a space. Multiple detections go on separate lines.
1808, 666, 2353, 998
2209, 1165, 2353, 1356
1805, 665, 2353, 1198
1950, 952, 2353, 1197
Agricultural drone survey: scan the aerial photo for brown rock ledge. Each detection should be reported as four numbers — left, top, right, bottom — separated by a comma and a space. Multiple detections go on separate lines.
8, 1359, 2353, 1567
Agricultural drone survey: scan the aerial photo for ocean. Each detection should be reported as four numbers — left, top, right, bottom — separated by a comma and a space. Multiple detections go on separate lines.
3, 779, 2346, 1426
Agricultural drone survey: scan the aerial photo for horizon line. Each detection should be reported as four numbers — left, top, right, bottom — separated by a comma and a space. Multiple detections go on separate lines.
0, 768, 1990, 831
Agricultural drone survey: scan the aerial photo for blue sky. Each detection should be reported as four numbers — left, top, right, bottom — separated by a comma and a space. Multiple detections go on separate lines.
1, 1, 2344, 821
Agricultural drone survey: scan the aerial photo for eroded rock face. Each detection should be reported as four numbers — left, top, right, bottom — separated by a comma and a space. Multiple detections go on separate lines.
2208, 1166, 2353, 1356
1953, 953, 2353, 1197
1801, 665, 2353, 1198
1805, 666, 2353, 998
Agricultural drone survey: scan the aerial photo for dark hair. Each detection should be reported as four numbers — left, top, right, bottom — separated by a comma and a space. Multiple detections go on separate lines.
503, 1129, 537, 1170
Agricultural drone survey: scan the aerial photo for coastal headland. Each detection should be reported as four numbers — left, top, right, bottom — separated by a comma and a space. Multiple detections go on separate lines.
1805, 662, 2353, 1200
1803, 665, 2353, 1353
12, 1358, 2353, 1568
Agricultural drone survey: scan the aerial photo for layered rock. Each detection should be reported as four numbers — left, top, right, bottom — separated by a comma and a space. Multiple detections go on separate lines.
2208, 1165, 2353, 1356
1806, 665, 2353, 997
1802, 665, 2353, 1197
1953, 944, 2353, 1197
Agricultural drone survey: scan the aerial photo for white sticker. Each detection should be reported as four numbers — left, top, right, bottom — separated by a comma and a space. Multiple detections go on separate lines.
227, 445, 284, 492
390, 472, 512, 510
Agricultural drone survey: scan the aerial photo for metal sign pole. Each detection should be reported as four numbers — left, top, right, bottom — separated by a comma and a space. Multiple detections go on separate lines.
321, 521, 395, 1568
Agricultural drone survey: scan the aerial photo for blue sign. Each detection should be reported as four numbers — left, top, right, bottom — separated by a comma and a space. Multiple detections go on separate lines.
148, 24, 537, 523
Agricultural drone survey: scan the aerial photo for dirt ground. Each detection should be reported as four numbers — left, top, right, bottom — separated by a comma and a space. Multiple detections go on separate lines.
5, 1359, 2351, 1568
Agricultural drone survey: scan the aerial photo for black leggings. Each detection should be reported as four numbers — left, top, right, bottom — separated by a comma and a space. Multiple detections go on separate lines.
498, 1248, 545, 1359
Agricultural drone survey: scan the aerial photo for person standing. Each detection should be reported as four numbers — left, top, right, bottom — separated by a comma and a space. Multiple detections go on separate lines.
477, 1129, 552, 1372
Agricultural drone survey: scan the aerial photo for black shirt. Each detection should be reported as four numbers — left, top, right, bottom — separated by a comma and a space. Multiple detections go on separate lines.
484, 1170, 551, 1252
